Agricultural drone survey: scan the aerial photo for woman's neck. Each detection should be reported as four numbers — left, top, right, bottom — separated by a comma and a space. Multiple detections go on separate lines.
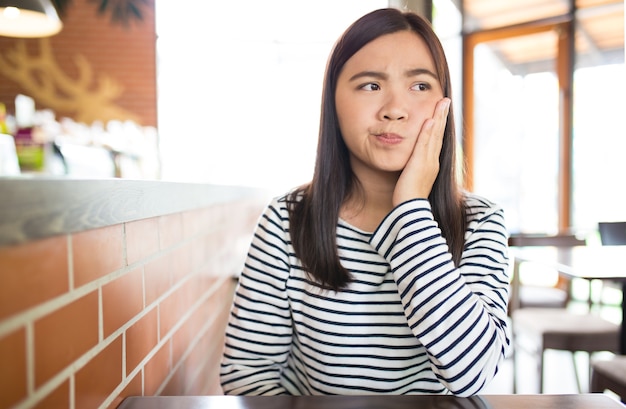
340, 165, 400, 232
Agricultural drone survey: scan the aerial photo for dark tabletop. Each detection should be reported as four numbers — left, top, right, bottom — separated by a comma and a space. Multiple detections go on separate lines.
116, 394, 624, 409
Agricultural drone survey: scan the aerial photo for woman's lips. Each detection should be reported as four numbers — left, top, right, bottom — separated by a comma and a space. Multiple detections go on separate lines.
375, 133, 403, 144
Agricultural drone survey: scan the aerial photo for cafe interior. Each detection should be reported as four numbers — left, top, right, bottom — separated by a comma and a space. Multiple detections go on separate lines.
0, 0, 625, 408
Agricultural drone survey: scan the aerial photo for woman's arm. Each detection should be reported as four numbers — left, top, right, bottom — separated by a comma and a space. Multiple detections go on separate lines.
370, 197, 510, 396
220, 198, 293, 395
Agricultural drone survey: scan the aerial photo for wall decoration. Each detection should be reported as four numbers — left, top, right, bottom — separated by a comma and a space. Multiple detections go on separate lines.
0, 38, 140, 124
0, 0, 157, 127
52, 0, 151, 26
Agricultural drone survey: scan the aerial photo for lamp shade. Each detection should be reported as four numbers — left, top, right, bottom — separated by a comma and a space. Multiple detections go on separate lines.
0, 0, 63, 38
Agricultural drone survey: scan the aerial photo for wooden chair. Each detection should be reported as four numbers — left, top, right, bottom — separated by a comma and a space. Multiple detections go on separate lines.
509, 233, 621, 393
591, 355, 626, 403
512, 307, 620, 393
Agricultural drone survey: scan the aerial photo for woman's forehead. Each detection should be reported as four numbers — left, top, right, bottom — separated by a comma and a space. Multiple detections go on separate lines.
343, 31, 437, 76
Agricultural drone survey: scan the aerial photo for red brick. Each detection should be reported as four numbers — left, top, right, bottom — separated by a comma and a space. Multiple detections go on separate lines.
34, 291, 99, 386
75, 336, 123, 409
158, 213, 183, 250
102, 268, 143, 337
126, 307, 158, 375
144, 253, 172, 305
0, 237, 69, 320
33, 380, 69, 409
159, 278, 202, 339
144, 342, 170, 396
106, 373, 142, 409
126, 218, 159, 265
0, 328, 27, 408
73, 225, 124, 287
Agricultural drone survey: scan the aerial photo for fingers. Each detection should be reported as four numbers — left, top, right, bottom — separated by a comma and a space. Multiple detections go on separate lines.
392, 98, 451, 206
416, 97, 451, 159
423, 97, 451, 142
435, 97, 451, 135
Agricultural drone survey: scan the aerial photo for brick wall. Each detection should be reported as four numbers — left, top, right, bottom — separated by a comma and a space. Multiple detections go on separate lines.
0, 197, 265, 409
0, 0, 157, 126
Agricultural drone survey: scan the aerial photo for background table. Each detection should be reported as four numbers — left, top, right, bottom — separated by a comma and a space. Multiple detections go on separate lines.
117, 394, 625, 409
511, 245, 626, 354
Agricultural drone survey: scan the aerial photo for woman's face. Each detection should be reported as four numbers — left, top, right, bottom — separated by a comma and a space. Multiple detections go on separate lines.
335, 30, 444, 176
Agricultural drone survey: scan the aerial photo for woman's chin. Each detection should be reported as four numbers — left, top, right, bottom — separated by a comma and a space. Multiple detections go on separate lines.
377, 158, 411, 174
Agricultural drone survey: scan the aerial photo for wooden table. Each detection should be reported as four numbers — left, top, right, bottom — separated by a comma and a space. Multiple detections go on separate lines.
116, 394, 624, 409
511, 245, 626, 354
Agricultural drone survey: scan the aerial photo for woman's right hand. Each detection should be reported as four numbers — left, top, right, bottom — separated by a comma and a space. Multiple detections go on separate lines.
392, 97, 451, 207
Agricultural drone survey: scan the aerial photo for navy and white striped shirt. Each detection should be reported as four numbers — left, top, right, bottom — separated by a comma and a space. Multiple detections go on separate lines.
221, 192, 510, 396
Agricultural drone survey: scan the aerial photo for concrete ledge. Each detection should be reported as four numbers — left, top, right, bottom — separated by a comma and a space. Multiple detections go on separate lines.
0, 177, 269, 247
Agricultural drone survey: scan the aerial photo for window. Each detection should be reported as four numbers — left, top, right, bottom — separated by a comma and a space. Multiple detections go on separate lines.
470, 32, 561, 233
461, 0, 624, 233
572, 2, 626, 231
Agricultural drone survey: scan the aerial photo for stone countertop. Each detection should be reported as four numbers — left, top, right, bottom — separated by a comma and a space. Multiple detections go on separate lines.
0, 177, 269, 247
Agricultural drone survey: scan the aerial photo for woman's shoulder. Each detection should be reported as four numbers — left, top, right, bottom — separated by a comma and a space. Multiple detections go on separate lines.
262, 186, 306, 219
272, 186, 304, 207
463, 191, 498, 208
461, 191, 508, 253
462, 191, 504, 221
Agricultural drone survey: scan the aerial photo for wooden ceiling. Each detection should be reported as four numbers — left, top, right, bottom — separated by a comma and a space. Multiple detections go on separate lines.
462, 0, 624, 72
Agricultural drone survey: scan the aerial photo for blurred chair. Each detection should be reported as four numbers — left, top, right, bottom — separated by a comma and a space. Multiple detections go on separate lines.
591, 355, 626, 403
590, 222, 626, 401
508, 233, 585, 313
595, 222, 626, 306
599, 222, 626, 246
509, 233, 621, 393
513, 307, 619, 393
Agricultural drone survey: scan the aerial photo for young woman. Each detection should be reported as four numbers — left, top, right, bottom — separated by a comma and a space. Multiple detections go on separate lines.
220, 8, 510, 396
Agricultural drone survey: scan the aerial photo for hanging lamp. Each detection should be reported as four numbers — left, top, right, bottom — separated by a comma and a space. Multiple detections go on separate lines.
0, 0, 63, 38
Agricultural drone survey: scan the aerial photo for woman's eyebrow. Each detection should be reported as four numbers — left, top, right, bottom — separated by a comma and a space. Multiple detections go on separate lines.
348, 68, 438, 82
348, 71, 387, 82
406, 68, 438, 79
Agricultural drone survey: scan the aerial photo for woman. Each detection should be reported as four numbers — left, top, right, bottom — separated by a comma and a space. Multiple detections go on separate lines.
220, 8, 510, 396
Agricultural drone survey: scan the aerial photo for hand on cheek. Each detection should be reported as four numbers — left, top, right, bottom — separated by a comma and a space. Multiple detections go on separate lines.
392, 97, 451, 207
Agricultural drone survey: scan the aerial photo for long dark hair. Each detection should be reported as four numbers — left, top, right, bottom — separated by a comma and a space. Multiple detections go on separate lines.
288, 8, 467, 290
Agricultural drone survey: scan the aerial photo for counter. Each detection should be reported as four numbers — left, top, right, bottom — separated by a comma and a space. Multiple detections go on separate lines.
0, 177, 269, 247
0, 177, 271, 408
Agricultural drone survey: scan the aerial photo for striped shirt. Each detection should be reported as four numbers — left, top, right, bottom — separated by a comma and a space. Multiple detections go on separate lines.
220, 192, 510, 396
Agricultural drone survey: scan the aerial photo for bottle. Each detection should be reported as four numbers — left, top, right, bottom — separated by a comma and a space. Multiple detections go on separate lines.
0, 103, 9, 135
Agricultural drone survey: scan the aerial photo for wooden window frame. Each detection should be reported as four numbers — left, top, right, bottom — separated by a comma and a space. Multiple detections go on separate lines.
462, 15, 575, 232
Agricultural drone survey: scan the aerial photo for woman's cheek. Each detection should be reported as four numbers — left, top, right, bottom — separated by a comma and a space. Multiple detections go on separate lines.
410, 99, 439, 133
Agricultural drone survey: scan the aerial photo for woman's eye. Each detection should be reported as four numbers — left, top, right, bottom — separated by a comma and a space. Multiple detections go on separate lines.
412, 83, 431, 91
360, 83, 380, 91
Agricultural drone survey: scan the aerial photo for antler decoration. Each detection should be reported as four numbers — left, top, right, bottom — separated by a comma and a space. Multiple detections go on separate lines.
0, 38, 140, 124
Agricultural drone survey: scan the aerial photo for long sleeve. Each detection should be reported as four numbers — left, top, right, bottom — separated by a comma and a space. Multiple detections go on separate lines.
220, 199, 293, 395
222, 193, 510, 396
369, 197, 510, 396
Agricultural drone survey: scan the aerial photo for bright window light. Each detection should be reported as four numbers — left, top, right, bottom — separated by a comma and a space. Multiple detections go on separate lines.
156, 0, 387, 192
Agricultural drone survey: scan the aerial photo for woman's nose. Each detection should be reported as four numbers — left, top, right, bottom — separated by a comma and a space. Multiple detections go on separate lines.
380, 91, 408, 121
